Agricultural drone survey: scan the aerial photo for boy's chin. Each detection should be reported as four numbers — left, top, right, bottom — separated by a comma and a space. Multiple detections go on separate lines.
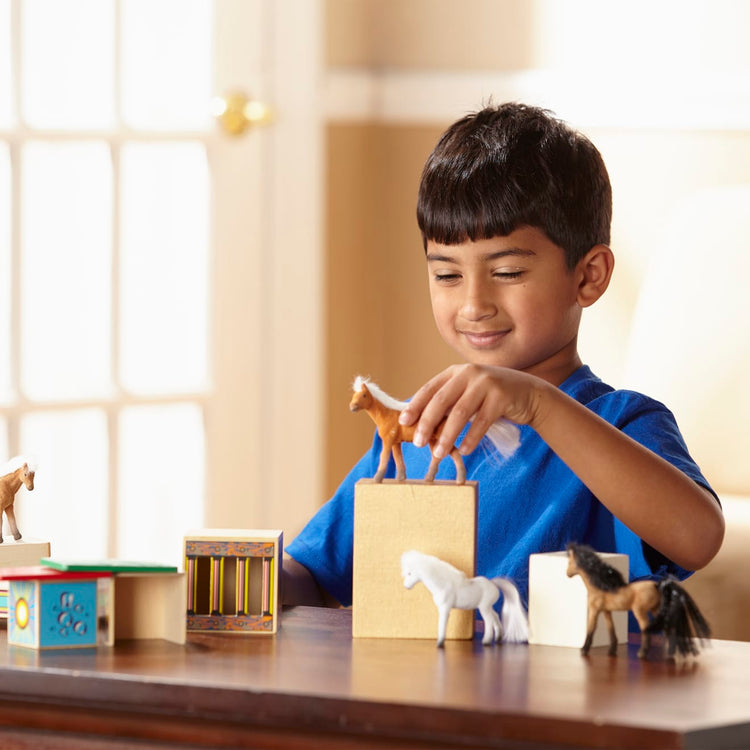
457, 349, 516, 369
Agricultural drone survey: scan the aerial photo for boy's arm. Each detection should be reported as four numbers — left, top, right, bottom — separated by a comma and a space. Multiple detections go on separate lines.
281, 557, 340, 607
400, 364, 725, 572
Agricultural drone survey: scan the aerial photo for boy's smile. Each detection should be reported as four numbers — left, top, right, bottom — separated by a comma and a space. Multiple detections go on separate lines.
426, 227, 584, 385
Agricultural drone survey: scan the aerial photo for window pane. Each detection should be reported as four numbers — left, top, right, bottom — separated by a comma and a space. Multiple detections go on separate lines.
120, 143, 209, 394
16, 409, 109, 558
118, 403, 204, 565
0, 143, 10, 403
0, 0, 11, 127
121, 0, 213, 130
21, 142, 112, 400
21, 0, 114, 129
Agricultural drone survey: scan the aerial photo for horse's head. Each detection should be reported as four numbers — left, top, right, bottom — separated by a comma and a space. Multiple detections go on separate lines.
566, 545, 580, 579
400, 550, 422, 589
21, 463, 35, 491
349, 381, 372, 413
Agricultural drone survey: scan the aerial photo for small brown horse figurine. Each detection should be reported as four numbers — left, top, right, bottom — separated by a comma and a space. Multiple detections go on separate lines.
349, 376, 466, 484
0, 457, 36, 543
566, 542, 710, 660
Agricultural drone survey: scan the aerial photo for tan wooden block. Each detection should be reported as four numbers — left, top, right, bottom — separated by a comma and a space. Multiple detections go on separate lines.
112, 573, 187, 645
528, 550, 629, 648
352, 479, 477, 640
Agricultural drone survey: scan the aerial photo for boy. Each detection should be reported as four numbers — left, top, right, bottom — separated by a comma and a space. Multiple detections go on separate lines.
283, 102, 724, 607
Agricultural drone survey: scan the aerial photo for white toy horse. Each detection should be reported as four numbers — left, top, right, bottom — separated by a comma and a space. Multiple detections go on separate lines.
401, 550, 528, 647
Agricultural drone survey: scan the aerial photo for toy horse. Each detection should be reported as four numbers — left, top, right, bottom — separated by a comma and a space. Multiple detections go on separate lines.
0, 456, 36, 543
566, 542, 710, 660
350, 376, 520, 484
401, 549, 528, 647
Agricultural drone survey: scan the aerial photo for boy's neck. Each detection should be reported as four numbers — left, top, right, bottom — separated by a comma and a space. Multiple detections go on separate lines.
522, 347, 583, 387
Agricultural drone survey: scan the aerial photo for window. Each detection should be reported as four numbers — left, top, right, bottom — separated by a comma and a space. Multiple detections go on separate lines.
2, 0, 213, 563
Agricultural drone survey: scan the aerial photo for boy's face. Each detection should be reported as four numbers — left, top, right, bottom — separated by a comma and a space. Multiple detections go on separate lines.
426, 227, 583, 385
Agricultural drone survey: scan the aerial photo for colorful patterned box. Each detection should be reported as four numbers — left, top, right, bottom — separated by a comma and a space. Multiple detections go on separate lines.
184, 529, 283, 634
2, 567, 111, 649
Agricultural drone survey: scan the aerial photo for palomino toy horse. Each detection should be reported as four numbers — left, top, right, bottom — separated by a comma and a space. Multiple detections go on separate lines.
0, 456, 36, 543
349, 376, 520, 484
566, 542, 710, 660
401, 550, 528, 647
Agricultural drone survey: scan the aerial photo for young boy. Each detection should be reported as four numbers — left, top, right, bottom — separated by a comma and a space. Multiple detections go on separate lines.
283, 102, 724, 608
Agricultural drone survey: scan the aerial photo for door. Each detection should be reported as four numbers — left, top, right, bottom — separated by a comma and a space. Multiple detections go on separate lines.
1, 0, 324, 564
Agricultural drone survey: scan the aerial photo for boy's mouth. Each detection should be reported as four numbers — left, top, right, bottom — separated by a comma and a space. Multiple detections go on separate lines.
459, 329, 510, 349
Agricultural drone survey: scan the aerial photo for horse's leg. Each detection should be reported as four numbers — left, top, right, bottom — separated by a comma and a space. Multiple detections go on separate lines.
392, 443, 406, 481
448, 448, 466, 485
479, 606, 501, 645
436, 603, 450, 647
581, 607, 600, 656
602, 611, 617, 656
4, 504, 21, 541
423, 451, 441, 482
632, 605, 652, 659
373, 442, 393, 482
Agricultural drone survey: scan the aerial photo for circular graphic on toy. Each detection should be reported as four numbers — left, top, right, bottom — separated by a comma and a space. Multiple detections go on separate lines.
15, 597, 29, 629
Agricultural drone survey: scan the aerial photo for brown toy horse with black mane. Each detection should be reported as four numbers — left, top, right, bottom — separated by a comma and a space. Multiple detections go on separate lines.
566, 542, 710, 660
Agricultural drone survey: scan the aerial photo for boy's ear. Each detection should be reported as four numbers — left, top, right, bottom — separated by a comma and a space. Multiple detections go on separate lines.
576, 244, 614, 308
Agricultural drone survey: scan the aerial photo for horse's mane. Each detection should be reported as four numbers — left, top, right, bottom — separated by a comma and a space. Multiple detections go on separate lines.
402, 550, 467, 585
567, 543, 626, 592
3, 455, 37, 474
353, 376, 408, 412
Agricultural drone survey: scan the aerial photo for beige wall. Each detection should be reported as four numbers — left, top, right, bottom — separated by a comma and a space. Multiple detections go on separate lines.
327, 0, 750, 72
326, 124, 452, 495
326, 0, 535, 70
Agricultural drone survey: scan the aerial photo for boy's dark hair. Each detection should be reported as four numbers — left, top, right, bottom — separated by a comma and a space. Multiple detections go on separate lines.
417, 102, 612, 269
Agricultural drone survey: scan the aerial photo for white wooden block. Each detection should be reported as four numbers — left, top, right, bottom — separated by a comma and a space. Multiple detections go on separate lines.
528, 550, 629, 648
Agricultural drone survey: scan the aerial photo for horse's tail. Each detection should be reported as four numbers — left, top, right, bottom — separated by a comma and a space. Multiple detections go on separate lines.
481, 420, 521, 460
491, 577, 529, 643
645, 579, 711, 657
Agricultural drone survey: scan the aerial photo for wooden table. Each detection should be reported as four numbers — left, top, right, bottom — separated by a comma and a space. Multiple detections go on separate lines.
0, 606, 749, 749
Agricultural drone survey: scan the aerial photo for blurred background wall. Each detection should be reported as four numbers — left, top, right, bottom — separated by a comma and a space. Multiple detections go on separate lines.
322, 0, 750, 502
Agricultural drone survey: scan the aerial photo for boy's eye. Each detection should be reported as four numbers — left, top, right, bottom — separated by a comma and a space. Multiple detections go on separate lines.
433, 273, 460, 283
494, 269, 524, 280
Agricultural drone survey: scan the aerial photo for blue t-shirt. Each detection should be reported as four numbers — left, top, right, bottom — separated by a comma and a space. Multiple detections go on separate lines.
287, 366, 715, 607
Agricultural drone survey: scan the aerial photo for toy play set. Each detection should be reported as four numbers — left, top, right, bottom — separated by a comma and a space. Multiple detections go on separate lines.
0, 378, 712, 658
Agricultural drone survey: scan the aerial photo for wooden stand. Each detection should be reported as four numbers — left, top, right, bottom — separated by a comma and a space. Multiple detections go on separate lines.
352, 479, 477, 640
184, 529, 283, 634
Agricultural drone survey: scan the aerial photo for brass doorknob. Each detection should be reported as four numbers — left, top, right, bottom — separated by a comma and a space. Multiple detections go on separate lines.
212, 92, 272, 136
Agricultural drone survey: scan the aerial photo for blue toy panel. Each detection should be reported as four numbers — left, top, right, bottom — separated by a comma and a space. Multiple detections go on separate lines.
39, 580, 97, 648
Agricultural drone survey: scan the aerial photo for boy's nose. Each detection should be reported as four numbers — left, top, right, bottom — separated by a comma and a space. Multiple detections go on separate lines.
459, 282, 496, 321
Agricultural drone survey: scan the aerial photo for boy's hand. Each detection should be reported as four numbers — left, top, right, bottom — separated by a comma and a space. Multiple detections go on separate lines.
398, 364, 547, 459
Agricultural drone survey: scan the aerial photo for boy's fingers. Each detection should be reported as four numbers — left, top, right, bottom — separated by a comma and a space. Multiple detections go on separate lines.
399, 371, 453, 427
449, 388, 506, 456
458, 414, 492, 456
413, 381, 463, 448
432, 391, 483, 457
